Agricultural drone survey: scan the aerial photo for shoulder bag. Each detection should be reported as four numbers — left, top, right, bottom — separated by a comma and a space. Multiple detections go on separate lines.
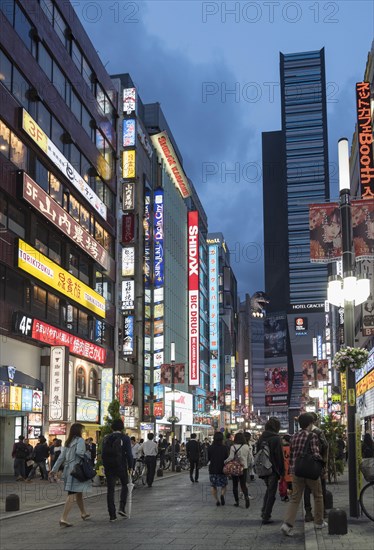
294, 432, 323, 480
223, 444, 244, 477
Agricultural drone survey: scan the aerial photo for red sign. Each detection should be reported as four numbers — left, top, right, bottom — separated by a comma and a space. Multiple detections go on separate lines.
119, 382, 134, 406
153, 401, 164, 418
22, 173, 109, 270
122, 213, 135, 243
188, 211, 199, 385
356, 82, 374, 198
32, 319, 106, 364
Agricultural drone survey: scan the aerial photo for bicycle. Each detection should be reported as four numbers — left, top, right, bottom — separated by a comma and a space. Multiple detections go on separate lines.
359, 480, 374, 521
132, 458, 147, 487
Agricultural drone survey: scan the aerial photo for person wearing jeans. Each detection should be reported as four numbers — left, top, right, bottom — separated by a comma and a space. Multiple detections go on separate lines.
281, 413, 326, 537
257, 417, 285, 524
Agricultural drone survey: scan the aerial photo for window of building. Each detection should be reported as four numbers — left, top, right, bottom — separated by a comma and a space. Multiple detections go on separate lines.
0, 120, 10, 157
69, 194, 80, 222
51, 116, 63, 151
52, 62, 65, 100
76, 366, 86, 395
0, 192, 6, 229
34, 157, 49, 192
12, 67, 29, 109
53, 6, 67, 47
69, 87, 81, 121
88, 369, 98, 397
10, 132, 27, 170
49, 172, 63, 205
49, 232, 61, 265
81, 106, 92, 138
7, 202, 25, 238
14, 2, 35, 54
71, 40, 82, 72
80, 206, 90, 233
32, 285, 47, 318
38, 43, 53, 80
69, 250, 79, 278
79, 257, 89, 285
0, 49, 12, 90
79, 310, 89, 339
36, 101, 50, 135
39, 0, 53, 24
47, 292, 60, 324
82, 56, 92, 89
0, 0, 14, 24
6, 269, 24, 306
35, 224, 48, 256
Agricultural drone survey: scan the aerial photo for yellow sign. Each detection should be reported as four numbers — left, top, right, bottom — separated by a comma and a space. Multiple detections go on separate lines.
22, 110, 48, 153
340, 372, 347, 406
122, 150, 136, 179
356, 369, 374, 397
348, 388, 356, 406
18, 239, 106, 318
331, 393, 341, 402
9, 386, 22, 411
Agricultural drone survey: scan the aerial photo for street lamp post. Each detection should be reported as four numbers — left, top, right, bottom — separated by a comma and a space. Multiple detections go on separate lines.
327, 139, 370, 517
170, 342, 176, 472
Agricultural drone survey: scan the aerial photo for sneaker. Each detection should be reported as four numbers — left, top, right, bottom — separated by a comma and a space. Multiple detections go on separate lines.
280, 523, 294, 537
315, 521, 328, 529
118, 510, 128, 518
305, 511, 314, 522
109, 516, 117, 522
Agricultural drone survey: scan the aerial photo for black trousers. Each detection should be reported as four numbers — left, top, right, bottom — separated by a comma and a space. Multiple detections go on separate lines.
145, 455, 157, 486
106, 471, 128, 518
232, 469, 248, 501
304, 476, 327, 511
261, 473, 279, 520
189, 459, 199, 481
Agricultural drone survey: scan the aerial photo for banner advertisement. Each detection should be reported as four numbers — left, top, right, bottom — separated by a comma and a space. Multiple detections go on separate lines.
18, 239, 106, 318
188, 211, 199, 385
264, 367, 288, 406
22, 173, 109, 270
144, 190, 151, 287
49, 346, 67, 421
154, 190, 164, 287
264, 313, 287, 358
362, 296, 374, 336
160, 363, 185, 385
351, 199, 374, 260
302, 360, 328, 383
209, 244, 219, 391
100, 368, 113, 425
309, 203, 341, 263
22, 110, 106, 219
356, 82, 374, 199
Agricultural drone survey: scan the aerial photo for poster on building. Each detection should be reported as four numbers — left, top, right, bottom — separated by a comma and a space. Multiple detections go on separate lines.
356, 82, 374, 199
264, 367, 288, 406
362, 296, 374, 336
264, 313, 287, 358
309, 203, 342, 263
160, 363, 185, 385
351, 199, 374, 260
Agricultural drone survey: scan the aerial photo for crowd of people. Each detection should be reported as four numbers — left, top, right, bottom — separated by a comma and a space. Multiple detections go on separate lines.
10, 418, 374, 532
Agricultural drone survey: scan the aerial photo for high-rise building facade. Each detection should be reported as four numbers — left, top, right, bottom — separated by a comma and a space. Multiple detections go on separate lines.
0, 0, 118, 471
263, 49, 330, 429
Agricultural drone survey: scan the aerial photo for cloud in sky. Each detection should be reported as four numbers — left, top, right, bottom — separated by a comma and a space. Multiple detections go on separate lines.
76, 0, 373, 297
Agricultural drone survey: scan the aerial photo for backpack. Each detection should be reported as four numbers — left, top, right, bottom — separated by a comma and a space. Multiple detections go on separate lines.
15, 443, 29, 459
223, 445, 244, 477
254, 441, 273, 477
102, 434, 125, 471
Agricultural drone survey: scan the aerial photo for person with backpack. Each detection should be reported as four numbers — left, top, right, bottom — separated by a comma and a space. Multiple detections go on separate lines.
256, 417, 285, 524
102, 419, 132, 522
225, 432, 252, 508
186, 433, 201, 483
12, 435, 29, 480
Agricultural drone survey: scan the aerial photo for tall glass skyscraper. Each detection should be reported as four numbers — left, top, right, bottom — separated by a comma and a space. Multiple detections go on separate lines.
280, 48, 330, 304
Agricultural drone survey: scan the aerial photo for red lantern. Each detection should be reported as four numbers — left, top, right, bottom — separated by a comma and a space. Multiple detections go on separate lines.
119, 382, 134, 406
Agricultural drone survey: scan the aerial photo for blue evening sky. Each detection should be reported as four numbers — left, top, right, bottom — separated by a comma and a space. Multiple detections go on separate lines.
76, 0, 373, 298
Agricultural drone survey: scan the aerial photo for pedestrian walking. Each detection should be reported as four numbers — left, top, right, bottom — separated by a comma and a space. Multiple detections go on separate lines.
141, 432, 158, 487
280, 413, 326, 537
303, 412, 329, 521
102, 419, 133, 522
12, 435, 29, 480
226, 432, 251, 508
207, 431, 229, 506
49, 423, 91, 527
26, 435, 49, 481
362, 432, 374, 458
131, 436, 141, 469
186, 433, 201, 482
257, 417, 285, 524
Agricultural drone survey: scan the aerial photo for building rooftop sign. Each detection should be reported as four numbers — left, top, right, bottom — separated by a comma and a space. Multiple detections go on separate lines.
150, 131, 191, 199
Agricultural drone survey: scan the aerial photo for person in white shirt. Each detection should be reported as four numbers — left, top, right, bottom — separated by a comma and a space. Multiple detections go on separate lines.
226, 432, 252, 508
141, 433, 158, 487
130, 436, 141, 469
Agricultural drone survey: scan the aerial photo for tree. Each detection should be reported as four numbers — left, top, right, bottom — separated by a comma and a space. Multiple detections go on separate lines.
95, 399, 121, 473
320, 414, 346, 483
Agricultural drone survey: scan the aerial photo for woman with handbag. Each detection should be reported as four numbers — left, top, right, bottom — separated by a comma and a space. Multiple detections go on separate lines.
49, 423, 91, 527
225, 432, 251, 508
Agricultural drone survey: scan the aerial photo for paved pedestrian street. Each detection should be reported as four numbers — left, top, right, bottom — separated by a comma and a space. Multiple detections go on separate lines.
0, 469, 373, 550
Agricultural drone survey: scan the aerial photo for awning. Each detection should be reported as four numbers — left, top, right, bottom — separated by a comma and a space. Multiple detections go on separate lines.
0, 366, 43, 389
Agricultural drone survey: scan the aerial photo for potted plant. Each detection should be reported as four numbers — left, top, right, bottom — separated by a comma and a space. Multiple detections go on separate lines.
321, 414, 346, 483
332, 346, 368, 373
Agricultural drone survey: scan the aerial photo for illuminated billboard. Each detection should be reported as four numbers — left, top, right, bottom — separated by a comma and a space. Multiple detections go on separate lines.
209, 244, 219, 391
188, 211, 199, 385
150, 131, 191, 198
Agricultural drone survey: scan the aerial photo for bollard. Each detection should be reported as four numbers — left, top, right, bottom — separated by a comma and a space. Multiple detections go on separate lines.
325, 489, 333, 509
328, 508, 347, 535
156, 468, 163, 477
5, 494, 20, 512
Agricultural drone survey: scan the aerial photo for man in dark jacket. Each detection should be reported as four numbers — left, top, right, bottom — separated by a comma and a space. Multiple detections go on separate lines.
186, 433, 201, 482
12, 435, 29, 480
26, 435, 49, 481
102, 419, 132, 522
257, 417, 285, 524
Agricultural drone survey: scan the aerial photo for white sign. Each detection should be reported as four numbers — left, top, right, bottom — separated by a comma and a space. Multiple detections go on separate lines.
123, 88, 136, 115
122, 247, 135, 276
159, 389, 193, 426
121, 280, 134, 310
49, 346, 66, 421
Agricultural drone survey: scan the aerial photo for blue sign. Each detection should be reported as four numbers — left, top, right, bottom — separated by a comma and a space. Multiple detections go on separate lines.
123, 315, 134, 356
22, 388, 33, 412
123, 119, 136, 147
154, 189, 164, 287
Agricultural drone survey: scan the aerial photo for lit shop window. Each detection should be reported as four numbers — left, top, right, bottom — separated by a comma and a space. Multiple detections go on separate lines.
88, 369, 98, 398
76, 366, 86, 395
